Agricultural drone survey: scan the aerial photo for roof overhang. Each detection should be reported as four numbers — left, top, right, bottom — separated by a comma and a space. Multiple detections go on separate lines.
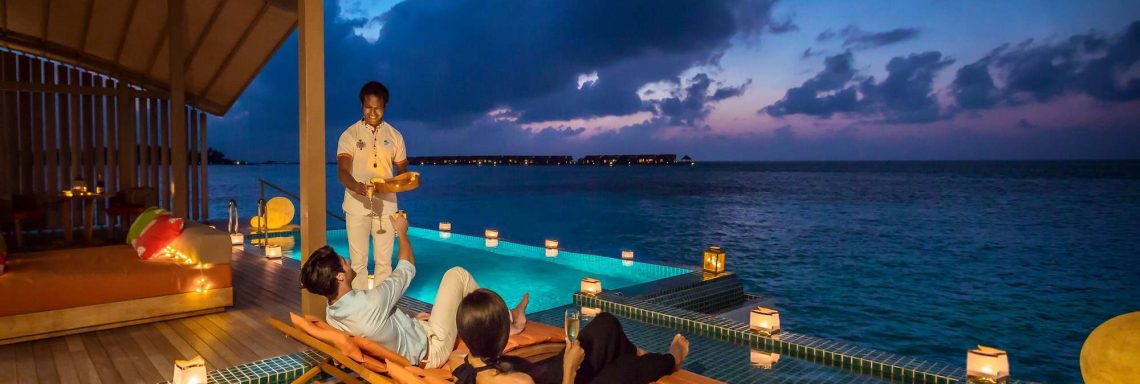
0, 0, 297, 116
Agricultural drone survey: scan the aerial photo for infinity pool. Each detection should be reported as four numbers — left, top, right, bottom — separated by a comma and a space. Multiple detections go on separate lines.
286, 227, 690, 313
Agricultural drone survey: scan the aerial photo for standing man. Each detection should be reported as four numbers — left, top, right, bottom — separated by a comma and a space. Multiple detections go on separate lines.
336, 81, 408, 289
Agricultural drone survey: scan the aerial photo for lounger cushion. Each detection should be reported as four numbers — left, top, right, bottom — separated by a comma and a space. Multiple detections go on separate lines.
289, 313, 364, 362
454, 321, 566, 355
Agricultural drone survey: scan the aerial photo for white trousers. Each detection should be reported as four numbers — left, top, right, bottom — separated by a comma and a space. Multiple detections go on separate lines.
421, 267, 480, 368
345, 212, 395, 289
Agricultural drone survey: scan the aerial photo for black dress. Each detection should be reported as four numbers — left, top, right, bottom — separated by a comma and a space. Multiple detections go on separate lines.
525, 312, 676, 384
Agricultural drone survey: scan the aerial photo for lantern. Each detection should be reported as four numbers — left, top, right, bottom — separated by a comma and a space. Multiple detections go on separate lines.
750, 349, 780, 369
173, 355, 207, 384
702, 246, 726, 274
485, 238, 499, 248
485, 229, 499, 239
230, 233, 244, 246
580, 278, 601, 295
545, 248, 558, 257
264, 244, 282, 259
439, 222, 452, 232
749, 306, 781, 336
621, 250, 634, 261
967, 345, 1009, 384
545, 239, 559, 249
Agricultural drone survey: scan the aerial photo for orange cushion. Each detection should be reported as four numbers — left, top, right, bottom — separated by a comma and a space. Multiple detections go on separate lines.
654, 370, 725, 384
289, 313, 365, 363
456, 321, 566, 354
355, 335, 413, 367
0, 246, 232, 317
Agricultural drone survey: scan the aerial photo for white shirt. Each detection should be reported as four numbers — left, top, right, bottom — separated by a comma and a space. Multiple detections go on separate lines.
337, 120, 407, 216
326, 260, 427, 363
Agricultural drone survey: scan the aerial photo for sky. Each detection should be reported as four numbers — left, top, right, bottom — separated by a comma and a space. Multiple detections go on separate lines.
209, 0, 1140, 162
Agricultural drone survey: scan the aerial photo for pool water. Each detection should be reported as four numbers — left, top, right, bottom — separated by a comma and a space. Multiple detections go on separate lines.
286, 227, 690, 313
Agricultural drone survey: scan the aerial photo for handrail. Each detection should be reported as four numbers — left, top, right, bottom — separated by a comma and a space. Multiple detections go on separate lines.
258, 178, 346, 223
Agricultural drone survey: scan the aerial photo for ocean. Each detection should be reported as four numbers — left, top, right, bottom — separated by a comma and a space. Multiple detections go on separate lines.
208, 161, 1140, 383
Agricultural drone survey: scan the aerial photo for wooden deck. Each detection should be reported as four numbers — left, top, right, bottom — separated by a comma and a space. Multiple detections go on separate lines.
0, 247, 307, 384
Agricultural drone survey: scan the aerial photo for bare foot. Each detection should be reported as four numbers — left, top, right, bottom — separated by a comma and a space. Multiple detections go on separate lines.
509, 293, 529, 335
669, 334, 689, 371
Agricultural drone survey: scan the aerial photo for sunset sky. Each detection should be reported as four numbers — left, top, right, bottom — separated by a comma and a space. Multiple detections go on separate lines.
209, 0, 1140, 161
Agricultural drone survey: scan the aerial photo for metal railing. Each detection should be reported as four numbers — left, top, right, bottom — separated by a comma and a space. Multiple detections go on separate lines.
255, 178, 346, 248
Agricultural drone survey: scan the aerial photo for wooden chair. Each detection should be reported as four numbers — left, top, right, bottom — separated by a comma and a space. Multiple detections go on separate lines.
105, 187, 157, 238
268, 313, 723, 384
10, 194, 47, 249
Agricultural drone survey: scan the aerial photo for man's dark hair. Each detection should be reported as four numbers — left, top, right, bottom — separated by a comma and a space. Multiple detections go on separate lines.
300, 245, 344, 301
359, 81, 389, 106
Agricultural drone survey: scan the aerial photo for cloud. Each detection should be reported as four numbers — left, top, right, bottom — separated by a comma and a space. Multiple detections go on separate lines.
761, 51, 860, 118
329, 0, 782, 128
817, 25, 921, 50
763, 50, 954, 123
949, 20, 1140, 109
656, 73, 751, 126
859, 51, 955, 123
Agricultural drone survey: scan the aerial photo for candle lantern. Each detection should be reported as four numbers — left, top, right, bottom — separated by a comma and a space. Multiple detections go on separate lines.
439, 222, 452, 232
230, 233, 244, 246
72, 176, 87, 192
580, 277, 601, 295
966, 345, 1010, 384
621, 250, 634, 261
545, 239, 559, 249
750, 349, 780, 369
173, 355, 207, 384
485, 238, 499, 248
265, 244, 282, 259
702, 246, 726, 274
545, 248, 558, 257
485, 229, 499, 239
749, 306, 781, 336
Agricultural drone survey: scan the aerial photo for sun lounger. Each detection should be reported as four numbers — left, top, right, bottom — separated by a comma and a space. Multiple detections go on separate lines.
269, 313, 722, 384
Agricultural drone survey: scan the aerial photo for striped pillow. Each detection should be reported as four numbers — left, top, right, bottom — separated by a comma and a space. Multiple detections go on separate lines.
126, 207, 168, 247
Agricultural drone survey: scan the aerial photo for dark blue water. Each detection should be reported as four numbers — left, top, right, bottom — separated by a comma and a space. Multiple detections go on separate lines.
210, 161, 1140, 383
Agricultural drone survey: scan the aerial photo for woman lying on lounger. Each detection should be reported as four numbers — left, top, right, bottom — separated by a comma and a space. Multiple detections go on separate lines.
453, 289, 690, 384
299, 214, 529, 369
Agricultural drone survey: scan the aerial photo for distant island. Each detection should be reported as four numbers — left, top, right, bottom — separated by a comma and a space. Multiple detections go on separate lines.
208, 147, 694, 166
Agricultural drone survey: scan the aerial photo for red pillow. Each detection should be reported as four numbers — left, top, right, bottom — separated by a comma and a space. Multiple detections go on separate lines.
134, 214, 184, 260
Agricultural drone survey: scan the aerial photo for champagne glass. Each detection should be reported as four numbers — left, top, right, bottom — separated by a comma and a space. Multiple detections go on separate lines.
366, 183, 378, 217
565, 309, 581, 343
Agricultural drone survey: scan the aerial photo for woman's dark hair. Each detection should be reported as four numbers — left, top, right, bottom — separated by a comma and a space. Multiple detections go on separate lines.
359, 81, 389, 106
454, 289, 531, 383
299, 245, 344, 301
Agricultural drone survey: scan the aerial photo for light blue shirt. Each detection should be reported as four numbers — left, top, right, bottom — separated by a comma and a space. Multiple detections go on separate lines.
326, 260, 426, 363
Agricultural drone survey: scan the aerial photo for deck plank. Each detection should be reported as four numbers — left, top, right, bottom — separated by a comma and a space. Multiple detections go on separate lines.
15, 342, 39, 383
33, 340, 62, 384
78, 333, 125, 384
0, 344, 17, 383
93, 330, 146, 384
63, 335, 103, 384
48, 337, 82, 384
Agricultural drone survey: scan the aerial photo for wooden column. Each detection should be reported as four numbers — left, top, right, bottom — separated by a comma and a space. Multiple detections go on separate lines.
168, 0, 189, 219
116, 76, 134, 189
299, 0, 328, 317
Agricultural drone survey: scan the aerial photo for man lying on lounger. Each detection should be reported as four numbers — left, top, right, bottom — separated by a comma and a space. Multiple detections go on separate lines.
300, 214, 529, 369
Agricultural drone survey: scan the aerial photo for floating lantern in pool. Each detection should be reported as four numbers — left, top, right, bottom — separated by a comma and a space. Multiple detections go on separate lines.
485, 238, 499, 248
545, 239, 559, 249
621, 250, 634, 261
545, 248, 558, 257
265, 244, 282, 259
439, 222, 452, 232
230, 233, 244, 246
966, 345, 1009, 384
173, 355, 206, 384
702, 246, 726, 274
750, 349, 780, 369
367, 275, 376, 290
749, 306, 781, 336
580, 277, 602, 295
485, 229, 499, 239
